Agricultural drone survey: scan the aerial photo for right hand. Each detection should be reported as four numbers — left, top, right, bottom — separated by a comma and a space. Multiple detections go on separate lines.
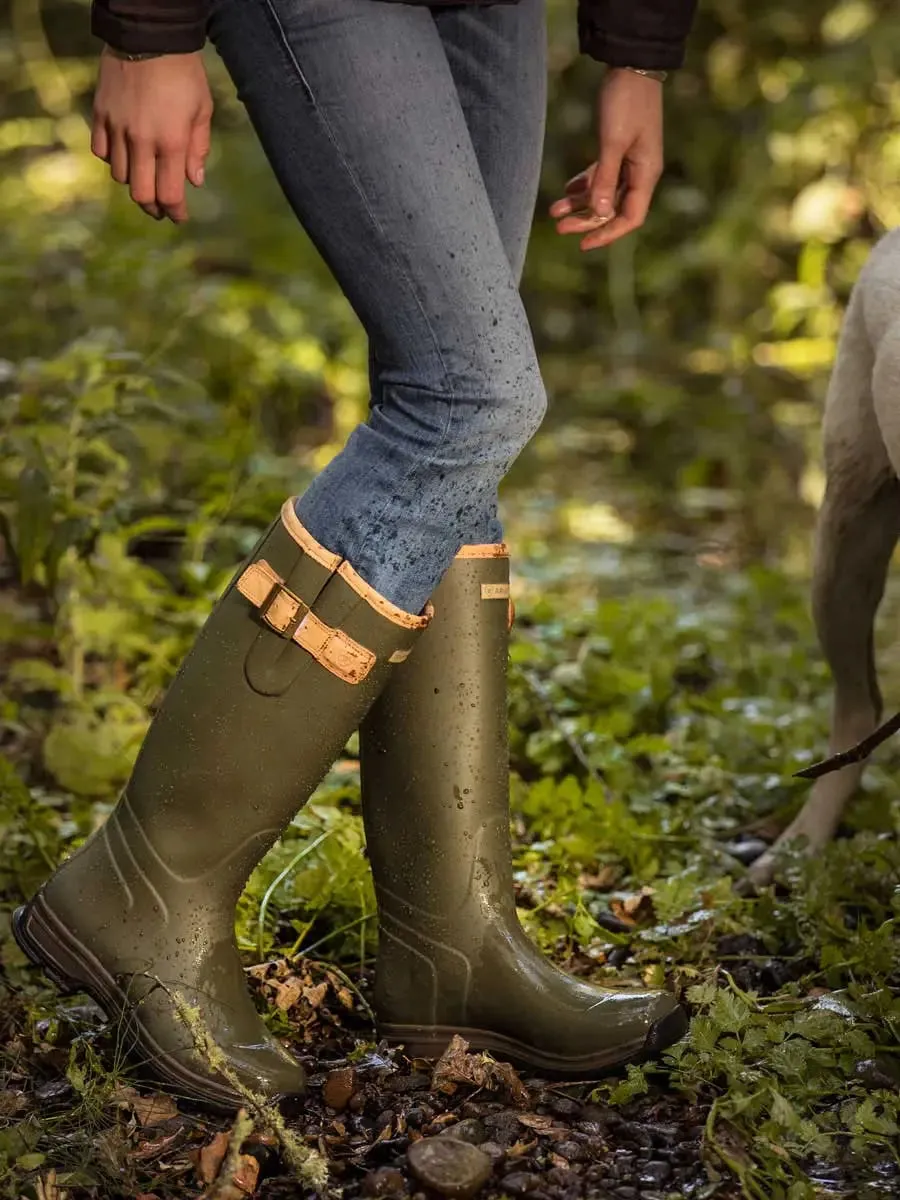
92, 48, 213, 223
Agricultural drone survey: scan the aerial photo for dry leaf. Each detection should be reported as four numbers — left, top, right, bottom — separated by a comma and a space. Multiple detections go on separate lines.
205, 1154, 260, 1200
113, 1086, 178, 1127
302, 982, 329, 1008
272, 978, 304, 1011
197, 1132, 230, 1185
517, 1112, 568, 1137
431, 1035, 529, 1105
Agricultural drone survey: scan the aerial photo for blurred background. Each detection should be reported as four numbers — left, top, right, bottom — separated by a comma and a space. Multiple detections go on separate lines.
3, 6, 900, 1197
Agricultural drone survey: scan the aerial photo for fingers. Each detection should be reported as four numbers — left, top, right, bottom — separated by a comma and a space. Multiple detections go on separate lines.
156, 142, 190, 223
90, 116, 109, 163
186, 112, 211, 188
126, 133, 164, 220
579, 159, 660, 250
586, 147, 624, 224
108, 128, 129, 185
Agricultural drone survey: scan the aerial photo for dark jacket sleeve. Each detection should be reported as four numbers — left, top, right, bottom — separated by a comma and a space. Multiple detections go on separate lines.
91, 1, 208, 55
578, 0, 698, 70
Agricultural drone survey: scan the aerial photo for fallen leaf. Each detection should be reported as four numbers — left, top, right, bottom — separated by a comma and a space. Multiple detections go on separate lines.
197, 1132, 230, 1185
517, 1113, 568, 1137
431, 1035, 529, 1105
303, 982, 329, 1008
113, 1086, 178, 1127
205, 1153, 260, 1200
272, 977, 304, 1011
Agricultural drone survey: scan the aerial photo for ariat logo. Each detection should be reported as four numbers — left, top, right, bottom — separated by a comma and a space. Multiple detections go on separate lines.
388, 648, 412, 664
481, 583, 511, 600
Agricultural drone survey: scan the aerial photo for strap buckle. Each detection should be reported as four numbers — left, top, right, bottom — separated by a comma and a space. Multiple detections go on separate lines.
259, 578, 310, 640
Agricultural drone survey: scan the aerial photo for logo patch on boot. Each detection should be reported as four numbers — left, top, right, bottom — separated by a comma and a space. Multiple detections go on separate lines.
481, 583, 510, 600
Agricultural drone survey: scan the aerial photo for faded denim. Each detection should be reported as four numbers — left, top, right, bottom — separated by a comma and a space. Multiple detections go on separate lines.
208, 0, 547, 613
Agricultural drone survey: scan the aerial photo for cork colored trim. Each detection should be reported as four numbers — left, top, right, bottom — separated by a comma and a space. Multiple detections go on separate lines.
456, 543, 510, 559
237, 560, 376, 685
337, 561, 432, 630
508, 599, 516, 631
280, 500, 342, 572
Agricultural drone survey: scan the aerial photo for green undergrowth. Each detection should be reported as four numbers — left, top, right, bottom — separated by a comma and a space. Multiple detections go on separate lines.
1, 346, 899, 1200
1, 489, 899, 1198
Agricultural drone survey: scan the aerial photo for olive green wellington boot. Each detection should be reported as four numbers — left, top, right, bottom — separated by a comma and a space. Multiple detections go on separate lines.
13, 500, 431, 1111
359, 544, 688, 1076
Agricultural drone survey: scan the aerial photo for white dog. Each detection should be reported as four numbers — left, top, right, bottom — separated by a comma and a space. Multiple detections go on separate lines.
744, 228, 900, 890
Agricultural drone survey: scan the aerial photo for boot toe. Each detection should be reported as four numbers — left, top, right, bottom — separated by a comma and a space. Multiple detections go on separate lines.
642, 994, 689, 1055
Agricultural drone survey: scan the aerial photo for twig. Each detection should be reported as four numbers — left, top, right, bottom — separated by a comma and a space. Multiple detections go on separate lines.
793, 710, 900, 780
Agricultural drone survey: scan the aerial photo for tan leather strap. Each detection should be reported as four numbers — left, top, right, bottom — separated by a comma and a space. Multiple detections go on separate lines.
237, 560, 376, 685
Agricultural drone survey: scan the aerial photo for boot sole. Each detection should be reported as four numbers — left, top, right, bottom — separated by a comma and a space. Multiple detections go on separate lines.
381, 1005, 689, 1079
12, 895, 283, 1114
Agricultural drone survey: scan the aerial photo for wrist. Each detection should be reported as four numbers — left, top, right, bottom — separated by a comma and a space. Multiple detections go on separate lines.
608, 66, 668, 83
102, 44, 192, 62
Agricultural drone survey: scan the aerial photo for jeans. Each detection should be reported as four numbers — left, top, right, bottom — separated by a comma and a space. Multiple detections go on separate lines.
208, 0, 548, 614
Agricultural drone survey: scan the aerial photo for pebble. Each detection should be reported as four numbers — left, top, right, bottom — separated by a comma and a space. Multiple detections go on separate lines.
407, 1136, 493, 1199
440, 1118, 487, 1145
553, 1141, 586, 1163
639, 1160, 672, 1187
723, 837, 769, 864
483, 1110, 521, 1144
323, 1066, 356, 1112
362, 1166, 406, 1197
501, 1172, 539, 1195
855, 1058, 900, 1090
478, 1141, 506, 1166
547, 1095, 582, 1119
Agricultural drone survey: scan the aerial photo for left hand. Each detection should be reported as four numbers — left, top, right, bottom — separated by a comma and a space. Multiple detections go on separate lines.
549, 68, 664, 251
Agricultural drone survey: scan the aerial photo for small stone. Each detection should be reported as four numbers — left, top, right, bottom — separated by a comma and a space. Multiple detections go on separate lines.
553, 1141, 586, 1163
323, 1066, 357, 1112
723, 837, 769, 865
440, 1118, 487, 1145
547, 1095, 581, 1119
614, 1188, 637, 1199
362, 1167, 406, 1197
501, 1172, 538, 1195
639, 1161, 672, 1187
407, 1136, 493, 1199
34, 1079, 75, 1105
483, 1110, 521, 1145
479, 1141, 506, 1165
855, 1058, 900, 1090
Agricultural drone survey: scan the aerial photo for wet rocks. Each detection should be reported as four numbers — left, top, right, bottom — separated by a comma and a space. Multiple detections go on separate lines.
407, 1136, 492, 1199
500, 1171, 539, 1195
440, 1118, 487, 1145
638, 1160, 672, 1188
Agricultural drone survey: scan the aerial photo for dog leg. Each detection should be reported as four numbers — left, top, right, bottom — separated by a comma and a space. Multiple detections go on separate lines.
743, 305, 900, 891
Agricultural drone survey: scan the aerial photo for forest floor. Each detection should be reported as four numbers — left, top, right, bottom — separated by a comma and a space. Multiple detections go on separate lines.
1, 481, 899, 1200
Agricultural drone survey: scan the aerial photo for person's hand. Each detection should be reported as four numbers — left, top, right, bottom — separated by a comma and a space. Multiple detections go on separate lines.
91, 48, 213, 223
549, 68, 663, 251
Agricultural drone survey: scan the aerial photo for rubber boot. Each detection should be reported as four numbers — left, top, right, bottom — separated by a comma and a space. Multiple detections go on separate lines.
14, 499, 431, 1111
359, 544, 688, 1077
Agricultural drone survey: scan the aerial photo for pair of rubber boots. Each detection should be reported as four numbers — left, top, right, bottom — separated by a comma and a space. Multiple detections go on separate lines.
14, 499, 687, 1111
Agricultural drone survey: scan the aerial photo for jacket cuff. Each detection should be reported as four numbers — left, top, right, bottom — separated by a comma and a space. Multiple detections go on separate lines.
91, 2, 208, 56
577, 23, 689, 70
